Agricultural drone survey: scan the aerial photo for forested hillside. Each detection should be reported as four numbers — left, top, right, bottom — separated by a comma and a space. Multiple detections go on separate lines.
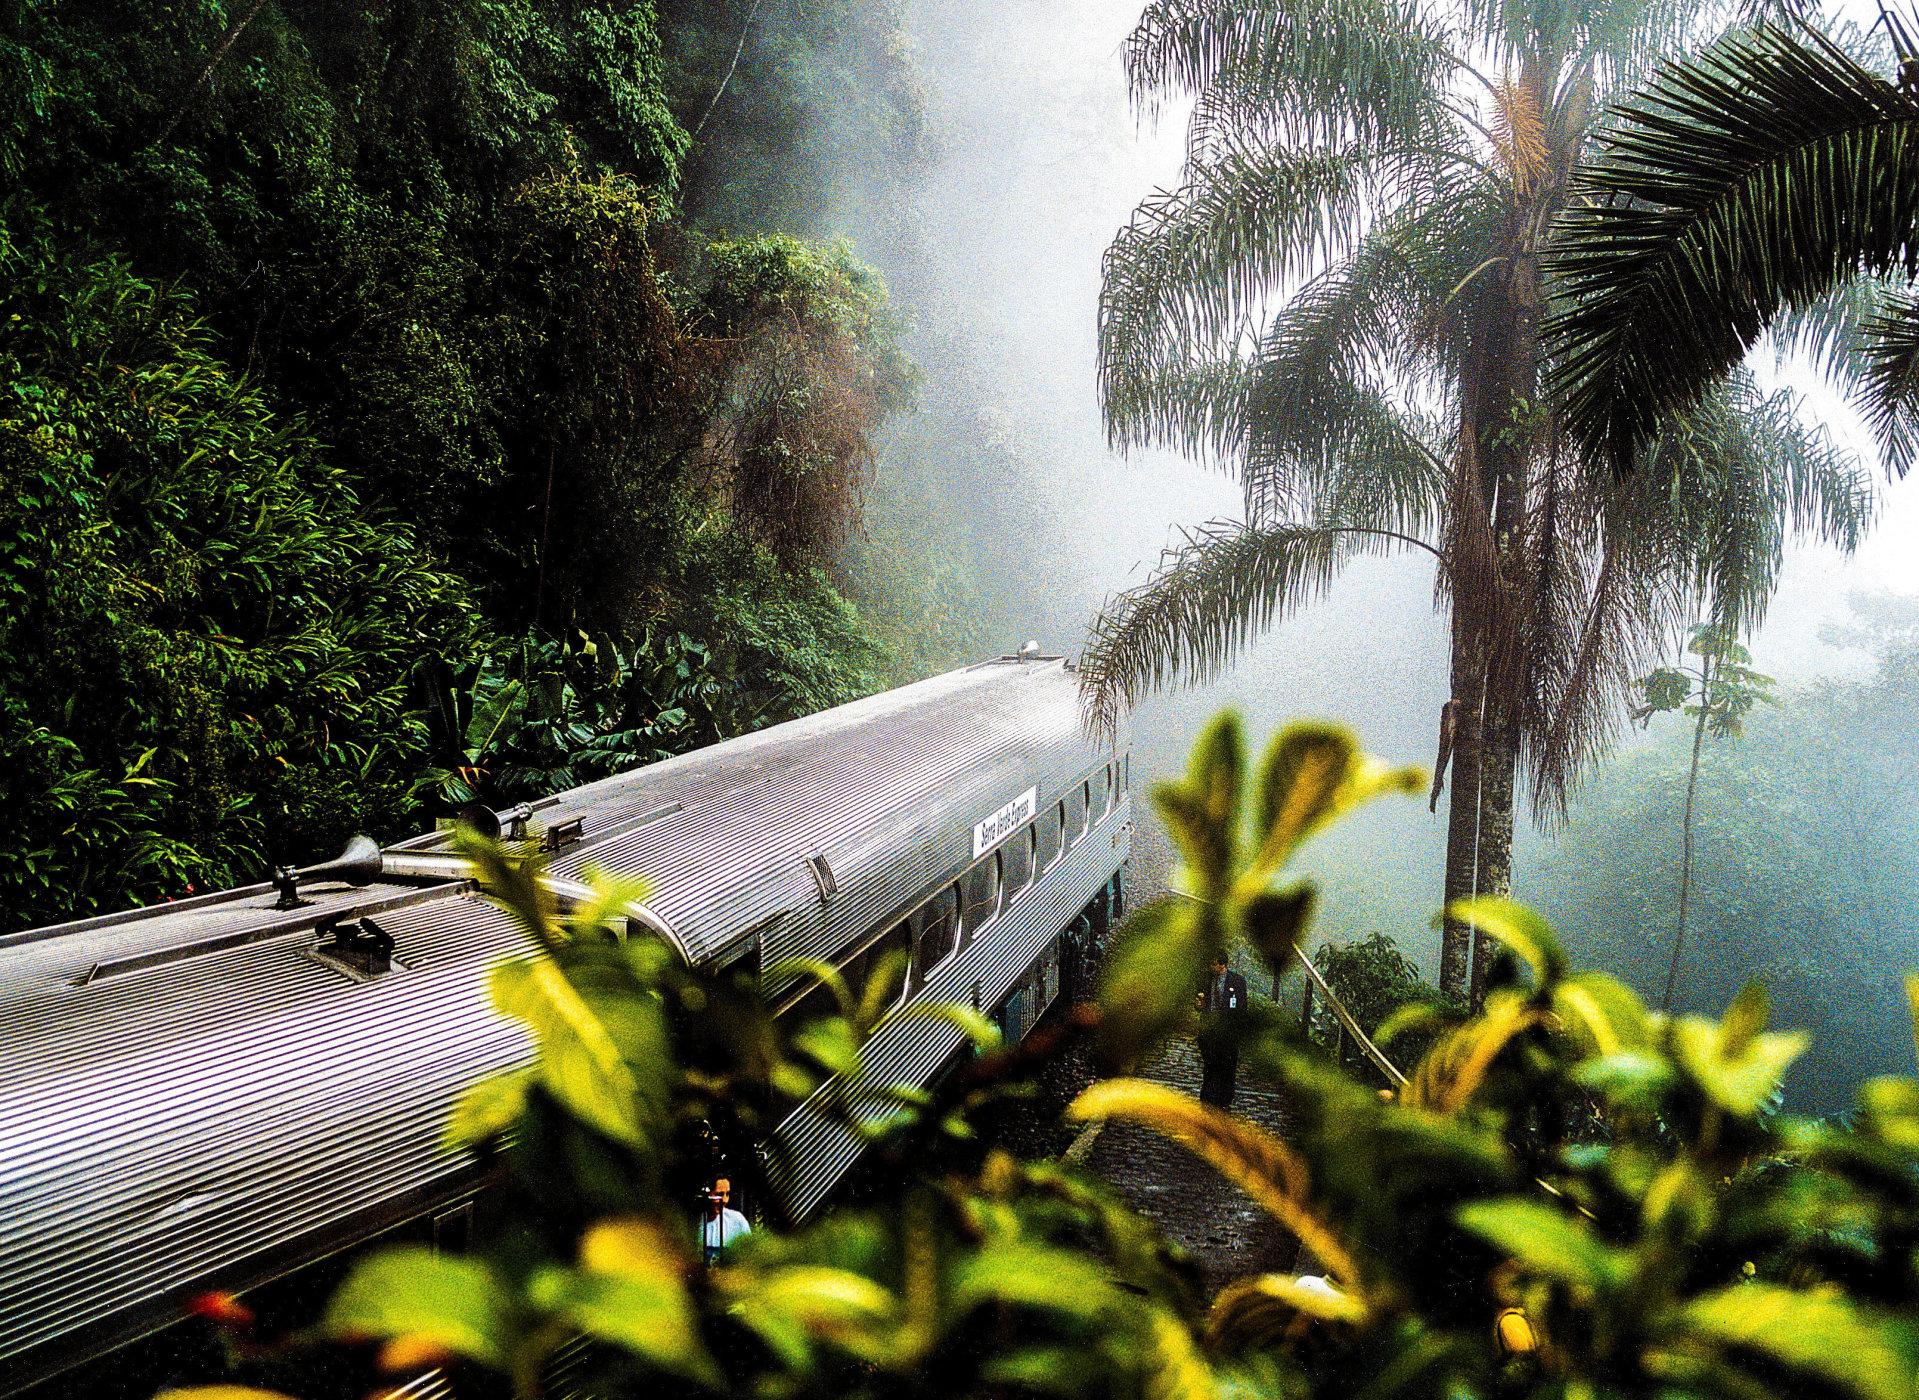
0, 1, 944, 928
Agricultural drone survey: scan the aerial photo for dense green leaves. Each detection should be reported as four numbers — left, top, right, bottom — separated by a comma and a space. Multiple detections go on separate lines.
159, 714, 1919, 1400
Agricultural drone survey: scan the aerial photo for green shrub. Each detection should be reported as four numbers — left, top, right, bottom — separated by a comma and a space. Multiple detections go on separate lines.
155, 714, 1919, 1400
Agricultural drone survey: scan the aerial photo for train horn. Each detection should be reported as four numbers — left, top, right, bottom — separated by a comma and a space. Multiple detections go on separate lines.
271, 835, 384, 910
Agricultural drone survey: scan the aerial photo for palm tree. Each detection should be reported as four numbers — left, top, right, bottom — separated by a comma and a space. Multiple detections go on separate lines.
1547, 17, 1919, 476
1085, 0, 1875, 1002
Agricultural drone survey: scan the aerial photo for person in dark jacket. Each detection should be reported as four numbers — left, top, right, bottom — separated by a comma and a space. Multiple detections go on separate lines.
1196, 956, 1249, 1107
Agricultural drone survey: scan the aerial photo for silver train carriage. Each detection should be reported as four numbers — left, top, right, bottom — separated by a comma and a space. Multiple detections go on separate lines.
0, 655, 1130, 1396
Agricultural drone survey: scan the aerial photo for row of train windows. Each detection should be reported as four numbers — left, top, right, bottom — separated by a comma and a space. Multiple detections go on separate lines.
777, 759, 1128, 1024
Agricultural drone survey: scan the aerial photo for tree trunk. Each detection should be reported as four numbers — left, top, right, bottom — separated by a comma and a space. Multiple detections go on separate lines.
1440, 626, 1486, 1004
1662, 659, 1714, 1012
1471, 702, 1517, 1007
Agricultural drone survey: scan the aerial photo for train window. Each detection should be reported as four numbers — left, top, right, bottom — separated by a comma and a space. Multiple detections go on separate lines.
843, 922, 911, 1015
1040, 802, 1064, 868
911, 887, 960, 991
1002, 824, 1035, 897
1105, 762, 1118, 815
1080, 780, 1093, 834
1065, 786, 1086, 845
1123, 753, 1130, 793
962, 854, 1000, 935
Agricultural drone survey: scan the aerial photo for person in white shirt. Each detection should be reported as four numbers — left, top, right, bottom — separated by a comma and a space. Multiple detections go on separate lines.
700, 1177, 751, 1263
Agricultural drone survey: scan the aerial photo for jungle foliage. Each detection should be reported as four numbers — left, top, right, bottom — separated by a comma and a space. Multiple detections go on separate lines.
0, 1, 921, 928
158, 715, 1919, 1400
1534, 597, 1919, 1115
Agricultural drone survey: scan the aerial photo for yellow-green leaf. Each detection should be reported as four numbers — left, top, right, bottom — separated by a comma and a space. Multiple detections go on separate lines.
1209, 1273, 1366, 1349
1457, 1199, 1625, 1292
1446, 897, 1565, 985
1671, 989, 1807, 1116
491, 957, 647, 1147
1679, 1284, 1919, 1400
1066, 1079, 1356, 1283
325, 1248, 513, 1367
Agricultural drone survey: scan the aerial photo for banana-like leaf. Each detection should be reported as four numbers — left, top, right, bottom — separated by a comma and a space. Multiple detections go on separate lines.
1067, 1078, 1357, 1283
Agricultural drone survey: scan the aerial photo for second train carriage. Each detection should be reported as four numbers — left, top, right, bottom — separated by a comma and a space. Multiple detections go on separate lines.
0, 654, 1130, 1397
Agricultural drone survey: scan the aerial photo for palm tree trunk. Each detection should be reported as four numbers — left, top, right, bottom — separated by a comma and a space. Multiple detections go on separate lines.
1440, 626, 1485, 1004
1662, 661, 1714, 1012
1471, 704, 1517, 1007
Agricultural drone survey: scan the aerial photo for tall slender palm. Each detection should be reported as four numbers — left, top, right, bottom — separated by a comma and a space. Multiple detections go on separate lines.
1547, 18, 1919, 475
1085, 0, 1875, 1001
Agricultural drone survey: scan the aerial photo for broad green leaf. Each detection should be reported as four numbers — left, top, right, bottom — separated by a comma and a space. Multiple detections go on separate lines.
1905, 973, 1918, 1071
1679, 1284, 1919, 1400
1553, 972, 1653, 1057
766, 957, 853, 1020
562, 862, 653, 941
1458, 1199, 1625, 1292
1404, 991, 1538, 1114
491, 957, 648, 1147
1237, 884, 1315, 974
527, 1216, 717, 1385
1244, 724, 1421, 884
1572, 1051, 1676, 1112
1672, 992, 1808, 1116
729, 1265, 904, 1366
1446, 897, 1566, 985
853, 948, 907, 1032
1246, 724, 1354, 878
1096, 897, 1209, 1064
1067, 1078, 1355, 1283
793, 1015, 864, 1079
454, 829, 558, 950
902, 1000, 1004, 1053
1141, 1305, 1218, 1400
445, 1067, 532, 1148
949, 1241, 1118, 1319
325, 1248, 513, 1367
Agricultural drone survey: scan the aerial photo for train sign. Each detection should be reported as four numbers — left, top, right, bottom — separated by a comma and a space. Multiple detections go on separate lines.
973, 786, 1037, 857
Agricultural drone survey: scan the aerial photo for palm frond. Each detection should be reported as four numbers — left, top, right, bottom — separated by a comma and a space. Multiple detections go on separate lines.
1862, 288, 1919, 469
1081, 522, 1368, 737
1125, 0, 1457, 148
1525, 371, 1874, 810
1547, 22, 1919, 475
1099, 145, 1375, 448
